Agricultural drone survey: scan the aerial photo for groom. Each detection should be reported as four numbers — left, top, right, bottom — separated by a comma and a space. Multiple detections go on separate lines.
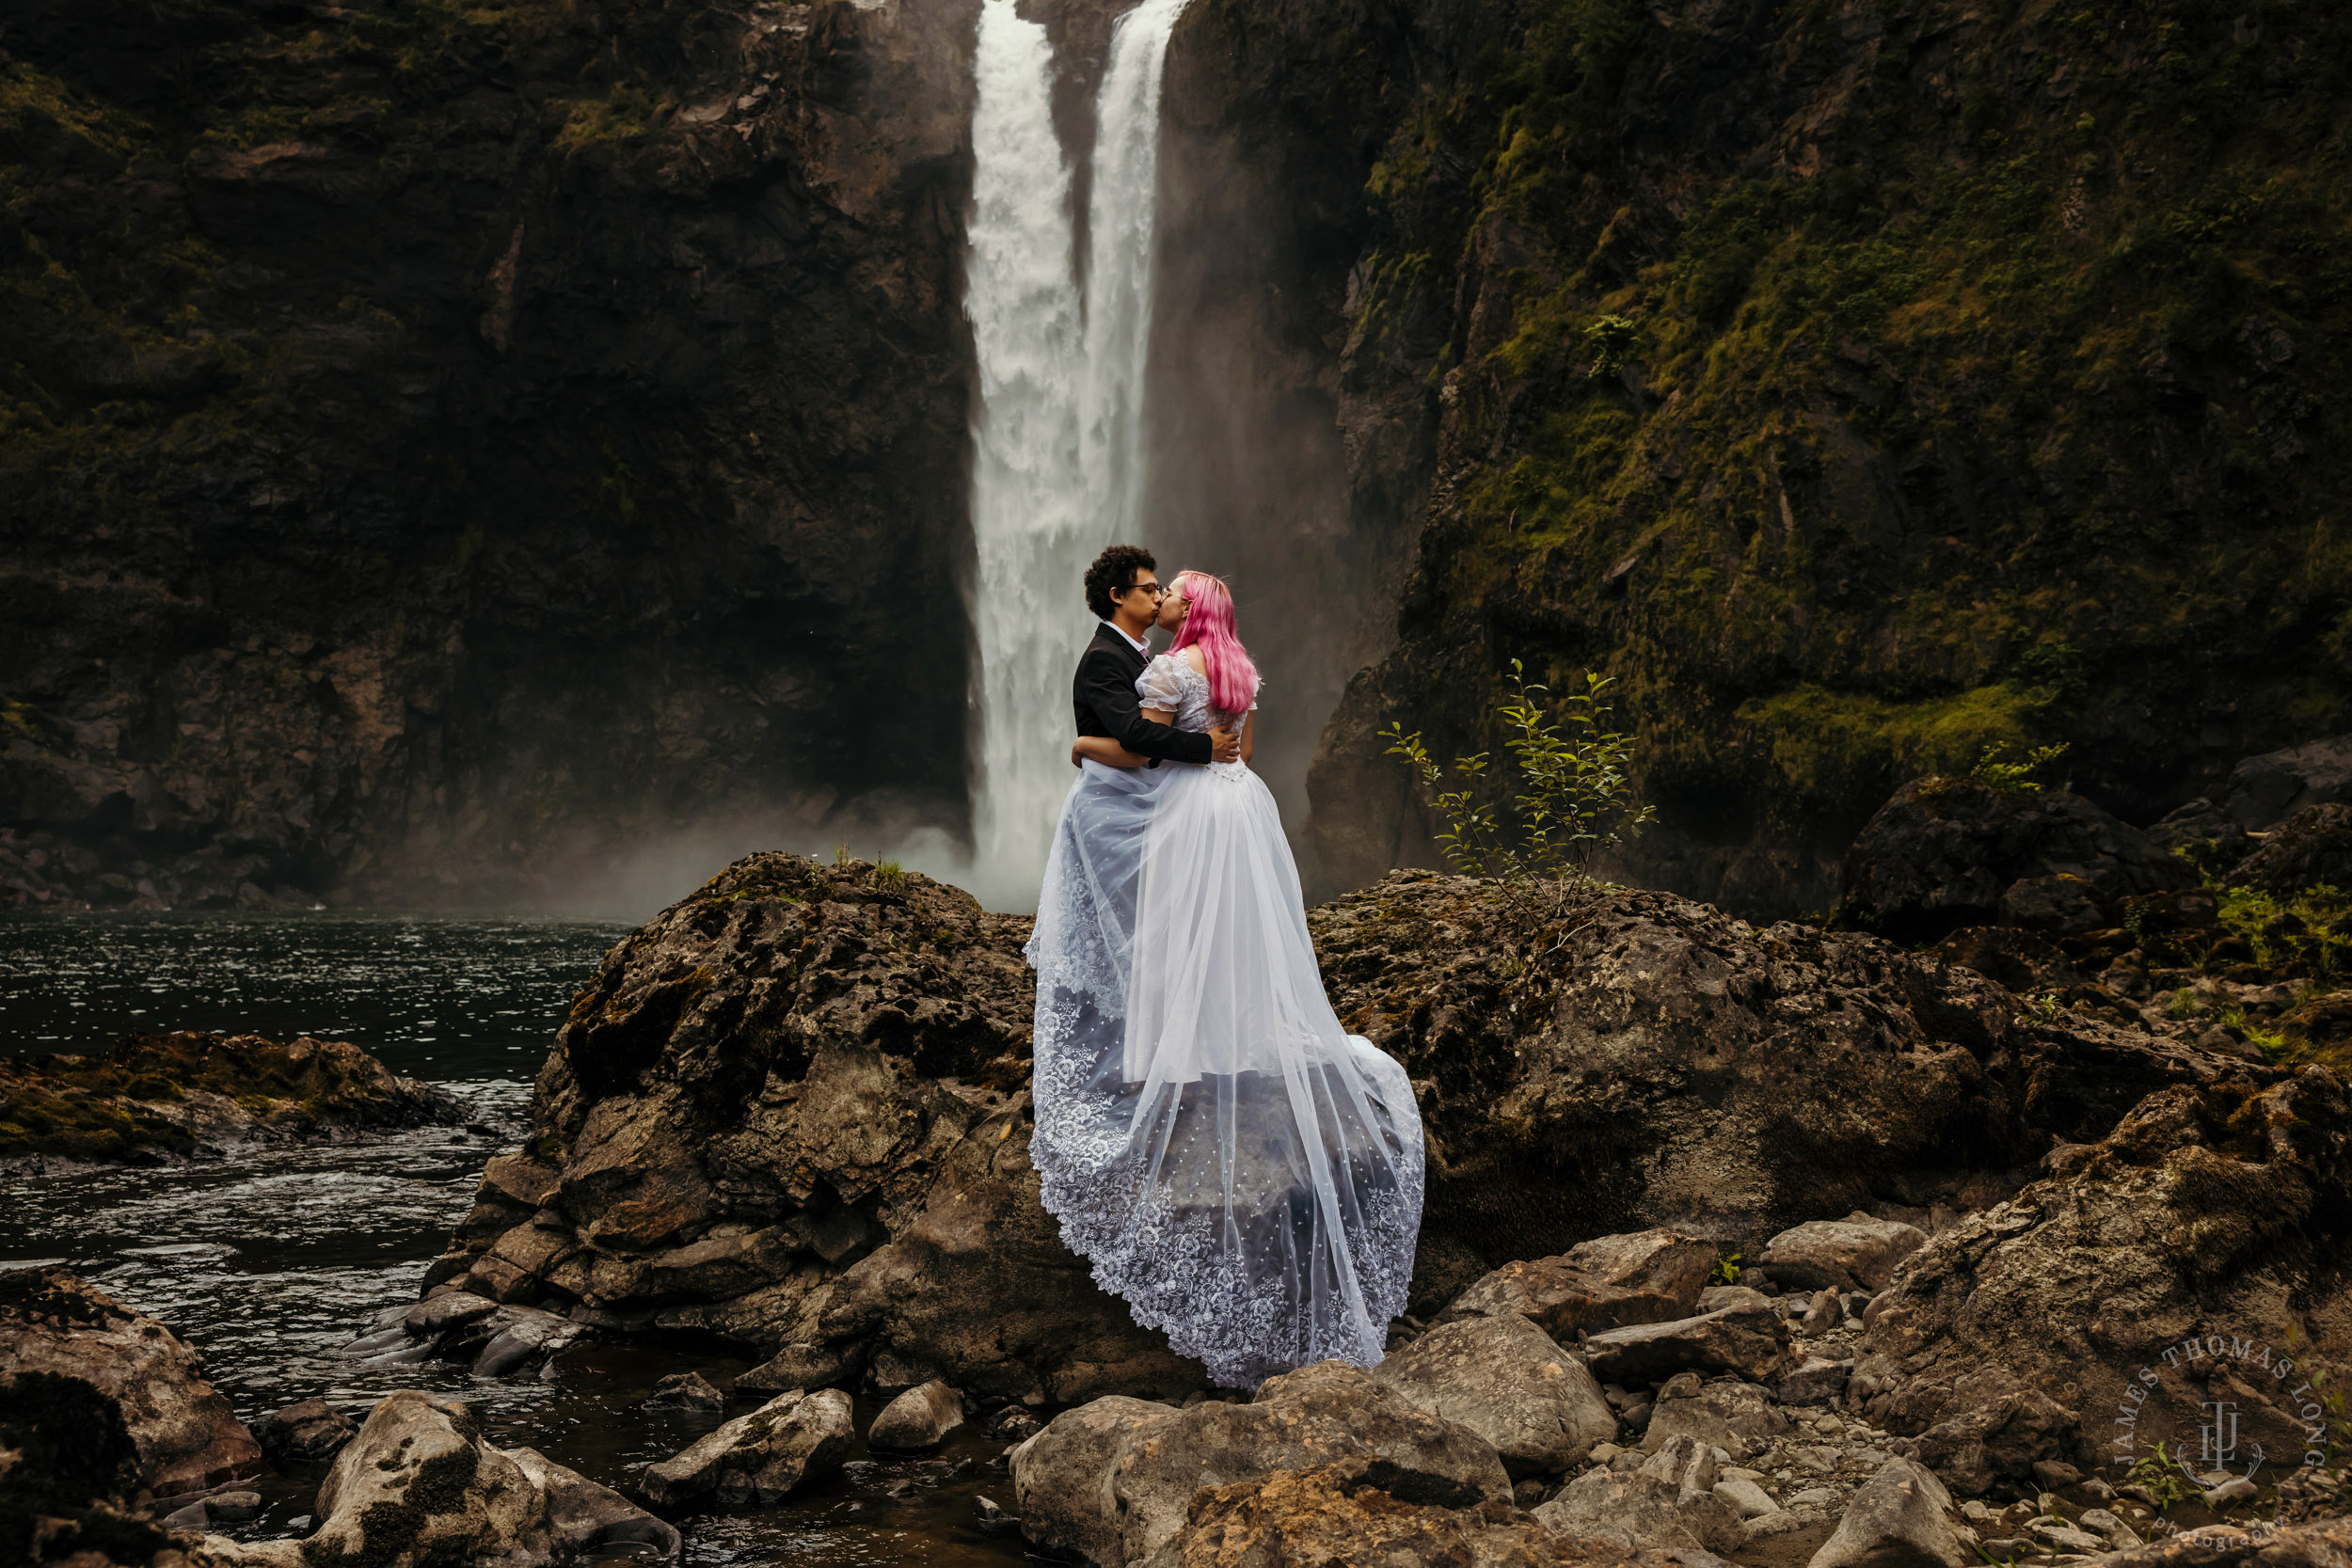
1074, 544, 1240, 769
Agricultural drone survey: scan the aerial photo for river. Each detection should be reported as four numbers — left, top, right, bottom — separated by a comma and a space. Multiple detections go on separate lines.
0, 913, 1027, 1565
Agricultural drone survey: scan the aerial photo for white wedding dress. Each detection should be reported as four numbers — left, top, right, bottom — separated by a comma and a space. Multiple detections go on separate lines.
1026, 654, 1424, 1387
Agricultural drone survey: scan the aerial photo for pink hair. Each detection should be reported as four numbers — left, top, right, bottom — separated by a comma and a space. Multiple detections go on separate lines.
1169, 570, 1258, 716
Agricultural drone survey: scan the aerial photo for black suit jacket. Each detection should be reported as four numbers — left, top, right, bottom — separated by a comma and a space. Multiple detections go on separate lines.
1073, 625, 1214, 765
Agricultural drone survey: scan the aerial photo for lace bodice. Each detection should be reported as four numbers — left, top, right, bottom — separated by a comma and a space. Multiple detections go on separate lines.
1136, 654, 1257, 734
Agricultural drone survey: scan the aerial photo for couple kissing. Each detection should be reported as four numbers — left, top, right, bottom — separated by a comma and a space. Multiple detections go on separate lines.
1021, 543, 1426, 1390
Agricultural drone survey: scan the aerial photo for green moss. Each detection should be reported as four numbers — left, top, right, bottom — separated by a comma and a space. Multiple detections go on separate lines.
551, 85, 674, 155
1348, 0, 2352, 856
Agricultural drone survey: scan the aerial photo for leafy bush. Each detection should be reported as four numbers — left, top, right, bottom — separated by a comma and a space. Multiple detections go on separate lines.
1382, 660, 1655, 893
2216, 883, 2352, 983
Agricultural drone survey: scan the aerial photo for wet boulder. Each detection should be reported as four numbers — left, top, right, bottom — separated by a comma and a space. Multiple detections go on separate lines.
252, 1399, 356, 1472
0, 1268, 262, 1498
644, 1372, 724, 1414
1834, 777, 2191, 943
638, 1387, 854, 1509
1441, 1230, 1716, 1341
1372, 1314, 1617, 1478
0, 1363, 181, 1566
1759, 1215, 1928, 1294
866, 1378, 963, 1450
201, 1389, 677, 1566
1010, 1359, 1510, 1566
0, 1032, 459, 1168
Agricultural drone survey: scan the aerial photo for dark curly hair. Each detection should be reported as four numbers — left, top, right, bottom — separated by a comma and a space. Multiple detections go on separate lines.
1084, 544, 1158, 622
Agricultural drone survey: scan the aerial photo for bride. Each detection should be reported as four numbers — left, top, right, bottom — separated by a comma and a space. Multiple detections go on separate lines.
1026, 569, 1424, 1388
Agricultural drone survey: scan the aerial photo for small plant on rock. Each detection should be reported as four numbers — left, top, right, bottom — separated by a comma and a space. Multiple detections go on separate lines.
1707, 1251, 1743, 1287
1971, 740, 2071, 794
1380, 660, 1655, 894
871, 860, 908, 895
2127, 1443, 2188, 1512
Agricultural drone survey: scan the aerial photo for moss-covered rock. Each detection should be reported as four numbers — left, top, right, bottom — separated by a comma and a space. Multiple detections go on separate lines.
1282, 0, 2352, 916
0, 1030, 460, 1166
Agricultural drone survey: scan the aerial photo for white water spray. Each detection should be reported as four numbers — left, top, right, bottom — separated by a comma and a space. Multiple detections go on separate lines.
963, 0, 1190, 911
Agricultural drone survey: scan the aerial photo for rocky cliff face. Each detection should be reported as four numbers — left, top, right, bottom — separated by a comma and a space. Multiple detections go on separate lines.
1212, 0, 2352, 915
0, 0, 980, 911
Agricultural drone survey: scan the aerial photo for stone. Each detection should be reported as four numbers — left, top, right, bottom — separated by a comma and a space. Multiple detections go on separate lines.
1760, 1216, 1929, 1293
644, 1371, 725, 1414
2076, 1508, 2141, 1548
1855, 1074, 2344, 1494
1998, 876, 2107, 935
2203, 1476, 2257, 1507
202, 1389, 679, 1566
1372, 1314, 1618, 1479
639, 1387, 854, 1508
1835, 777, 2192, 943
2227, 802, 2352, 894
1533, 1433, 1744, 1552
974, 1494, 1020, 1536
1800, 1290, 1841, 1337
1715, 1478, 1782, 1518
1010, 1359, 1510, 1567
2030, 1460, 2082, 1489
0, 1032, 461, 1167
1699, 1286, 1773, 1312
205, 1491, 263, 1523
2227, 735, 2352, 830
469, 1304, 583, 1377
737, 1341, 862, 1395
1581, 1304, 1795, 1386
867, 1379, 964, 1450
253, 1399, 357, 1472
2026, 1521, 2108, 1553
1142, 1456, 1731, 1568
0, 1267, 262, 1497
1806, 1458, 1964, 1568
1440, 1229, 1717, 1341
404, 1291, 501, 1337
2146, 799, 2252, 869
1640, 1379, 1793, 1456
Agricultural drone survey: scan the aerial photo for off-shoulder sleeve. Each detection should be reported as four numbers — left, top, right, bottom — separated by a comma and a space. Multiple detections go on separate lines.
1136, 655, 1190, 711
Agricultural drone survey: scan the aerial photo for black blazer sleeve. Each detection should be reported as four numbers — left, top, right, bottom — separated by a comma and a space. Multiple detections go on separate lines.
1081, 649, 1214, 764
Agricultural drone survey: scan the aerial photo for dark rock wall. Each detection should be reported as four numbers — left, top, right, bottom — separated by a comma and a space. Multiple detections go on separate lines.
0, 0, 981, 911
1272, 0, 2352, 916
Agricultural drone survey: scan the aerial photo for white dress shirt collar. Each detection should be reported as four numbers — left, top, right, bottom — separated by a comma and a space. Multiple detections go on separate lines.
1103, 619, 1151, 657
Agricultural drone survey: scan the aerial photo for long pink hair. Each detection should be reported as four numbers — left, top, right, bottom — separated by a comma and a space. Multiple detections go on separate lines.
1169, 570, 1258, 716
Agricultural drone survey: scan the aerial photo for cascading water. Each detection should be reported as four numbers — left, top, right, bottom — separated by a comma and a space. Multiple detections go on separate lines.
964, 0, 1191, 911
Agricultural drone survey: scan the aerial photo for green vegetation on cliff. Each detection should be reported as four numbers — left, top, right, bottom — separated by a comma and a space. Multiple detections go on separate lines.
1322, 0, 2352, 910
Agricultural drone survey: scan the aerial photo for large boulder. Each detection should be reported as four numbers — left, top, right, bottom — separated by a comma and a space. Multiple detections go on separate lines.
866, 1378, 964, 1450
0, 1364, 182, 1566
0, 1268, 262, 1499
0, 1032, 459, 1168
638, 1387, 853, 1509
438, 855, 2261, 1398
1441, 1230, 1716, 1340
1372, 1315, 1617, 1478
1806, 1457, 1966, 1568
1834, 777, 2192, 943
1533, 1433, 1744, 1552
2227, 736, 2352, 831
1851, 1071, 2352, 1494
1138, 1457, 1728, 1568
199, 1390, 678, 1566
1639, 1375, 1793, 1455
1009, 1359, 1511, 1566
1759, 1215, 1929, 1293
433, 852, 1206, 1404
2227, 802, 2352, 894
1308, 873, 2246, 1308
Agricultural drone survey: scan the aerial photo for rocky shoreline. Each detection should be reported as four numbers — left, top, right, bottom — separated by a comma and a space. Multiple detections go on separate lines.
0, 1031, 463, 1171
9, 798, 2352, 1567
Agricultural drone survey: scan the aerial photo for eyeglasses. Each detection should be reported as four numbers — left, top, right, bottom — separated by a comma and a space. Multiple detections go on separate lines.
1129, 582, 1168, 599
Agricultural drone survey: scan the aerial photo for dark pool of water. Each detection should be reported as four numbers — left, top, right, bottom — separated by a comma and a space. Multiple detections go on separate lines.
0, 915, 1028, 1565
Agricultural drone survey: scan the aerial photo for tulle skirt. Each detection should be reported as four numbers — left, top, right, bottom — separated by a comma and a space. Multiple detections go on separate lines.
1026, 759, 1424, 1388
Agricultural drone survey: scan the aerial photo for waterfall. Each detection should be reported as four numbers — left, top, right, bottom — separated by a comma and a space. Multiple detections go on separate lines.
963, 0, 1190, 911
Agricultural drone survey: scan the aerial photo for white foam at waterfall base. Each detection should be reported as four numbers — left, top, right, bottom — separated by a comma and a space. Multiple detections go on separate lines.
961, 0, 1191, 913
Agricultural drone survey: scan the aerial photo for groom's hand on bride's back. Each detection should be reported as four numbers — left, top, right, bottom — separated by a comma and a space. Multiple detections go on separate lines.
1210, 727, 1240, 763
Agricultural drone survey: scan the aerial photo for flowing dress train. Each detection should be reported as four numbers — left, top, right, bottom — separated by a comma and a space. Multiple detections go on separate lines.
1026, 655, 1424, 1388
